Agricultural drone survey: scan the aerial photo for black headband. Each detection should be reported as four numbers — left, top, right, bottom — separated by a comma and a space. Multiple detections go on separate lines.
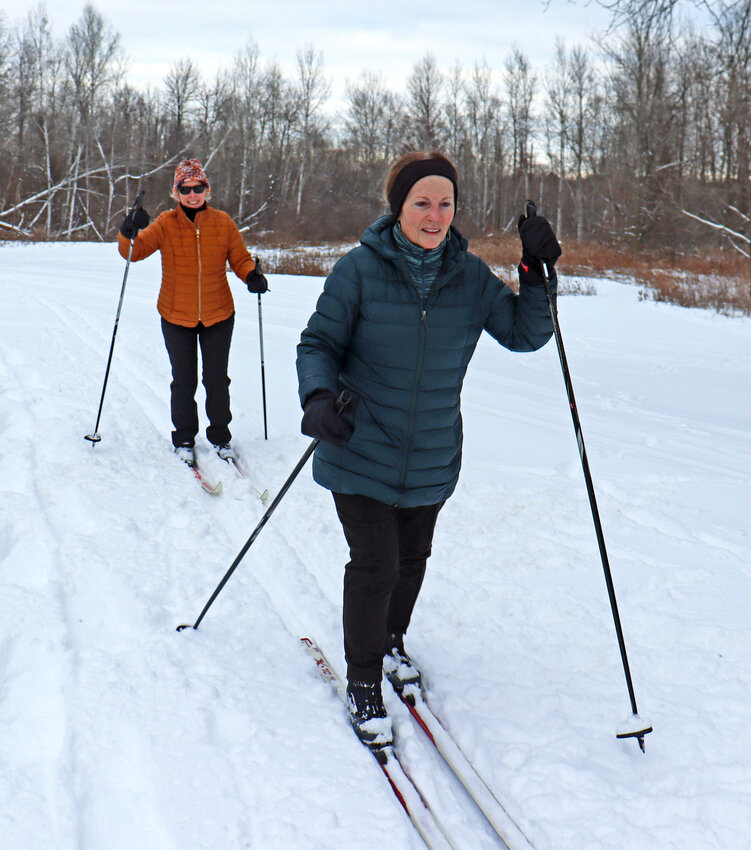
388, 158, 459, 218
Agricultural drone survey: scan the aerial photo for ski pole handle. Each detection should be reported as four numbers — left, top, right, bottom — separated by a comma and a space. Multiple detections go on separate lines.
522, 199, 552, 282
335, 389, 351, 414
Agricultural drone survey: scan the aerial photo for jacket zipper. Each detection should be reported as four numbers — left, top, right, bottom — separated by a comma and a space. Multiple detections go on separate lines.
398, 295, 429, 490
392, 247, 452, 493
195, 223, 202, 320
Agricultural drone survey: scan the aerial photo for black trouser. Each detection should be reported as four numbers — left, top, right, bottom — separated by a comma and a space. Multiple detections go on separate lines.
332, 492, 444, 684
161, 315, 234, 447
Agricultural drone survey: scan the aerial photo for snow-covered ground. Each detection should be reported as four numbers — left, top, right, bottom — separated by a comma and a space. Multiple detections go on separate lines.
1, 241, 749, 850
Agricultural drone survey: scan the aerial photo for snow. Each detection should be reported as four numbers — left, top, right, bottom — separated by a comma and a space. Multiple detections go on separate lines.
1, 241, 749, 850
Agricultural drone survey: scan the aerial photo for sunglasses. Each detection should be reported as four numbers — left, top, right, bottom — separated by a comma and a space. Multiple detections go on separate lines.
178, 184, 207, 195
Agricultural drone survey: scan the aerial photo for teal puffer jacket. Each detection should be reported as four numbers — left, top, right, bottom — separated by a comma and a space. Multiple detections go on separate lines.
297, 216, 556, 507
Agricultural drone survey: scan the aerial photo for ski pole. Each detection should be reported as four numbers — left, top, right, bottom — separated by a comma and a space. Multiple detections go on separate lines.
84, 189, 145, 445
525, 200, 652, 752
256, 260, 268, 440
177, 390, 351, 632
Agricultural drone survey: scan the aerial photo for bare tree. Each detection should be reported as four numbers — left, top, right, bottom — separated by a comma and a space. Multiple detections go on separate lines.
231, 40, 261, 224
25, 6, 64, 234
442, 62, 465, 163
544, 41, 569, 236
257, 62, 301, 220
163, 58, 201, 151
559, 43, 599, 240
344, 71, 401, 166
0, 12, 11, 139
405, 53, 446, 150
504, 47, 536, 197
64, 4, 123, 236
294, 45, 330, 217
601, 10, 679, 241
464, 61, 503, 230
198, 71, 233, 158
714, 0, 751, 265
596, 0, 744, 26
66, 4, 122, 125
682, 0, 751, 277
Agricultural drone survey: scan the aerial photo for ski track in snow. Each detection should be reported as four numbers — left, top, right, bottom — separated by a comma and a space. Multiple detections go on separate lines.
1, 242, 750, 849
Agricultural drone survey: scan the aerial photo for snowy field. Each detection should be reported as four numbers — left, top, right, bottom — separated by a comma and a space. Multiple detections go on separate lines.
1, 241, 749, 849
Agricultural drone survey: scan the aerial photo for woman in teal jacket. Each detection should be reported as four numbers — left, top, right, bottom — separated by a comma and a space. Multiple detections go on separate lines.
297, 151, 561, 747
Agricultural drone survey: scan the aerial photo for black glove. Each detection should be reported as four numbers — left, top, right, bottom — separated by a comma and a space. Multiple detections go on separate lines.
120, 207, 150, 239
517, 213, 562, 275
246, 266, 268, 293
301, 390, 353, 446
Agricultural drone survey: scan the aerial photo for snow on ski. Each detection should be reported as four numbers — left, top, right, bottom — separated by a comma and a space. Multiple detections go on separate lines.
301, 637, 457, 850
388, 667, 535, 850
217, 450, 270, 504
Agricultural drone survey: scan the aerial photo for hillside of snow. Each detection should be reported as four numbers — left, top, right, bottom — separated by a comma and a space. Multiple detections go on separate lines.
1, 241, 749, 849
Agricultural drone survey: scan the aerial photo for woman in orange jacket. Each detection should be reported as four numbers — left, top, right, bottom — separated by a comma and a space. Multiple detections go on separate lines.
118, 158, 268, 464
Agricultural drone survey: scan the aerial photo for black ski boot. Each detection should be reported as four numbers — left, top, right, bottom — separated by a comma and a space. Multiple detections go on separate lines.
346, 679, 393, 749
174, 443, 195, 464
383, 633, 422, 697
213, 443, 236, 462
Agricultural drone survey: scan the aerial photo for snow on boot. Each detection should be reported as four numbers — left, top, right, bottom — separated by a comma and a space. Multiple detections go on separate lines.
174, 443, 195, 464
346, 680, 393, 749
383, 633, 422, 696
214, 443, 236, 461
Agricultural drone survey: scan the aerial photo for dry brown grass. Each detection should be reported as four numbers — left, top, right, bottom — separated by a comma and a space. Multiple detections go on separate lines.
469, 236, 751, 315
253, 243, 355, 277
254, 232, 750, 314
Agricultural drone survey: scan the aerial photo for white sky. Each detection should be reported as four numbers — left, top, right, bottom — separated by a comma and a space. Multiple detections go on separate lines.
6, 0, 619, 115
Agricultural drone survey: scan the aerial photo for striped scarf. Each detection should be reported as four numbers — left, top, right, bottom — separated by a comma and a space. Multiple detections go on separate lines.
392, 223, 447, 302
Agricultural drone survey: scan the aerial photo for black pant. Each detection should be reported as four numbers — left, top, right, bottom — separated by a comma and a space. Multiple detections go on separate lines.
332, 492, 444, 684
161, 315, 234, 447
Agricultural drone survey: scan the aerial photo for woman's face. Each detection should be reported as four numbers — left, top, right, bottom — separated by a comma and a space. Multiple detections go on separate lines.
398, 175, 455, 250
178, 179, 209, 209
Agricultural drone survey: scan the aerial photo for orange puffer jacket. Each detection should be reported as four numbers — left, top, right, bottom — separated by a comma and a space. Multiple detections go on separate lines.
118, 204, 256, 327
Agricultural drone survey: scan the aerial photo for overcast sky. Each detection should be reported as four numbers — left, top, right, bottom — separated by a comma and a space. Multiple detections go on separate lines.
6, 0, 622, 113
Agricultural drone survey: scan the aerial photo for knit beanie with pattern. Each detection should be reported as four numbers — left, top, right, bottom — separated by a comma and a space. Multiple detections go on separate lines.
173, 158, 210, 193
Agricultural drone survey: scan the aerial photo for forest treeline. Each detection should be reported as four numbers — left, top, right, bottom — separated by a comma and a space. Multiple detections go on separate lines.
0, 0, 749, 273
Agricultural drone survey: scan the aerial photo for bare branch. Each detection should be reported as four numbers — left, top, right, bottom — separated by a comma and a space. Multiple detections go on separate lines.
0, 164, 111, 218
727, 204, 750, 224
238, 201, 269, 232
681, 208, 750, 244
0, 220, 33, 237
